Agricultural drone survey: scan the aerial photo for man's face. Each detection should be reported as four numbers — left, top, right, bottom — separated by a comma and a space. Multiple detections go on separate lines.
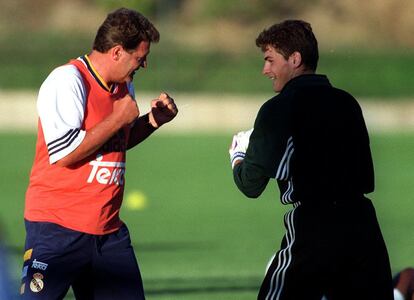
116, 41, 150, 83
262, 46, 296, 93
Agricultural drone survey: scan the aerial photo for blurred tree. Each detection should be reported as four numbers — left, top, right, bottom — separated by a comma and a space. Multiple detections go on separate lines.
181, 0, 320, 23
94, 0, 156, 16
1, 0, 413, 48
93, 0, 183, 19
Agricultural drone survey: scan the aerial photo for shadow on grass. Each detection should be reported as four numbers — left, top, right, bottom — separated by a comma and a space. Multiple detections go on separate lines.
144, 276, 260, 295
146, 284, 258, 295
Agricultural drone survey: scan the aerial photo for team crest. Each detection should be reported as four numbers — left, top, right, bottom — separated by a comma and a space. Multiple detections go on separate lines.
30, 273, 44, 293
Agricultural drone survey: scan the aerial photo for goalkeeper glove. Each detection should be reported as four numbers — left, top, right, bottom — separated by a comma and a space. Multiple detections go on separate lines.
229, 128, 253, 169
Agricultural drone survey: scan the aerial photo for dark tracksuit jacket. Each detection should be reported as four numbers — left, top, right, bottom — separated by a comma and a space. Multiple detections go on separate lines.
233, 74, 373, 203
233, 74, 393, 300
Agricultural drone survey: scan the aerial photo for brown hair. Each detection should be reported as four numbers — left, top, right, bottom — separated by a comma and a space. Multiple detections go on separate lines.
256, 20, 319, 71
93, 8, 160, 53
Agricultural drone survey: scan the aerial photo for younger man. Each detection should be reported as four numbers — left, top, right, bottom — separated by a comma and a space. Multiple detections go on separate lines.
230, 20, 393, 299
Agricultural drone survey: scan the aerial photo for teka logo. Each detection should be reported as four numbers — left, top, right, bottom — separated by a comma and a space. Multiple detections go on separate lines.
87, 154, 125, 185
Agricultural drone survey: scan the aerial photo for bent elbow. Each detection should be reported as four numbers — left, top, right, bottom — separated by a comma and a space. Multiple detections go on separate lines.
236, 179, 267, 199
241, 189, 263, 199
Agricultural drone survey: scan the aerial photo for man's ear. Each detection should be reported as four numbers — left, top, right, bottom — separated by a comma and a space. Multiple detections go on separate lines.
110, 45, 123, 61
289, 51, 302, 68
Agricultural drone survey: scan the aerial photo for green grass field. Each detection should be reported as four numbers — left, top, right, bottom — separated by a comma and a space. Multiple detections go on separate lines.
1, 132, 414, 299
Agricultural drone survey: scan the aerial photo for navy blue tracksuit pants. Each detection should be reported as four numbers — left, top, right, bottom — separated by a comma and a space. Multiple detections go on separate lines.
21, 220, 145, 299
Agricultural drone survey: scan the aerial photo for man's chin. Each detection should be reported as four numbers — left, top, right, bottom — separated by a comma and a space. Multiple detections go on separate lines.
273, 80, 286, 93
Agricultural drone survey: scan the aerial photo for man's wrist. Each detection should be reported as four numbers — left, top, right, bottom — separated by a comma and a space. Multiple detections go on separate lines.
147, 112, 161, 129
231, 151, 245, 169
142, 113, 158, 130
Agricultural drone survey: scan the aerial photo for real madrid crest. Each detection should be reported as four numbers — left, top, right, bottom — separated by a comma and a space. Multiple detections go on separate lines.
30, 272, 44, 293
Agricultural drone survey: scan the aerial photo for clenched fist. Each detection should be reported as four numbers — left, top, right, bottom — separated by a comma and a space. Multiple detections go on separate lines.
113, 94, 140, 126
148, 92, 178, 128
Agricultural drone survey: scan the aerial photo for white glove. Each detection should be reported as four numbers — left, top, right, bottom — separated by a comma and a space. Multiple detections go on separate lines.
229, 128, 253, 169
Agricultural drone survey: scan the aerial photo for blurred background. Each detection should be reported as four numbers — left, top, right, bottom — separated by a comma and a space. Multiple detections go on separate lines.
1, 0, 413, 299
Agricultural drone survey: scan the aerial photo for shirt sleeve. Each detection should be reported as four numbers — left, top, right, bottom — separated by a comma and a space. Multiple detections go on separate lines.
233, 97, 292, 198
37, 65, 87, 164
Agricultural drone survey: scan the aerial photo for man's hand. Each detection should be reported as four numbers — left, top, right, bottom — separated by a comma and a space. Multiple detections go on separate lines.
55, 94, 139, 167
229, 128, 253, 169
148, 92, 178, 128
113, 94, 140, 126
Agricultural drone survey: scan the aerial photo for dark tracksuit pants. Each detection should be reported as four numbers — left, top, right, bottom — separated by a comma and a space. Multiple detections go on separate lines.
21, 221, 145, 300
259, 197, 393, 300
